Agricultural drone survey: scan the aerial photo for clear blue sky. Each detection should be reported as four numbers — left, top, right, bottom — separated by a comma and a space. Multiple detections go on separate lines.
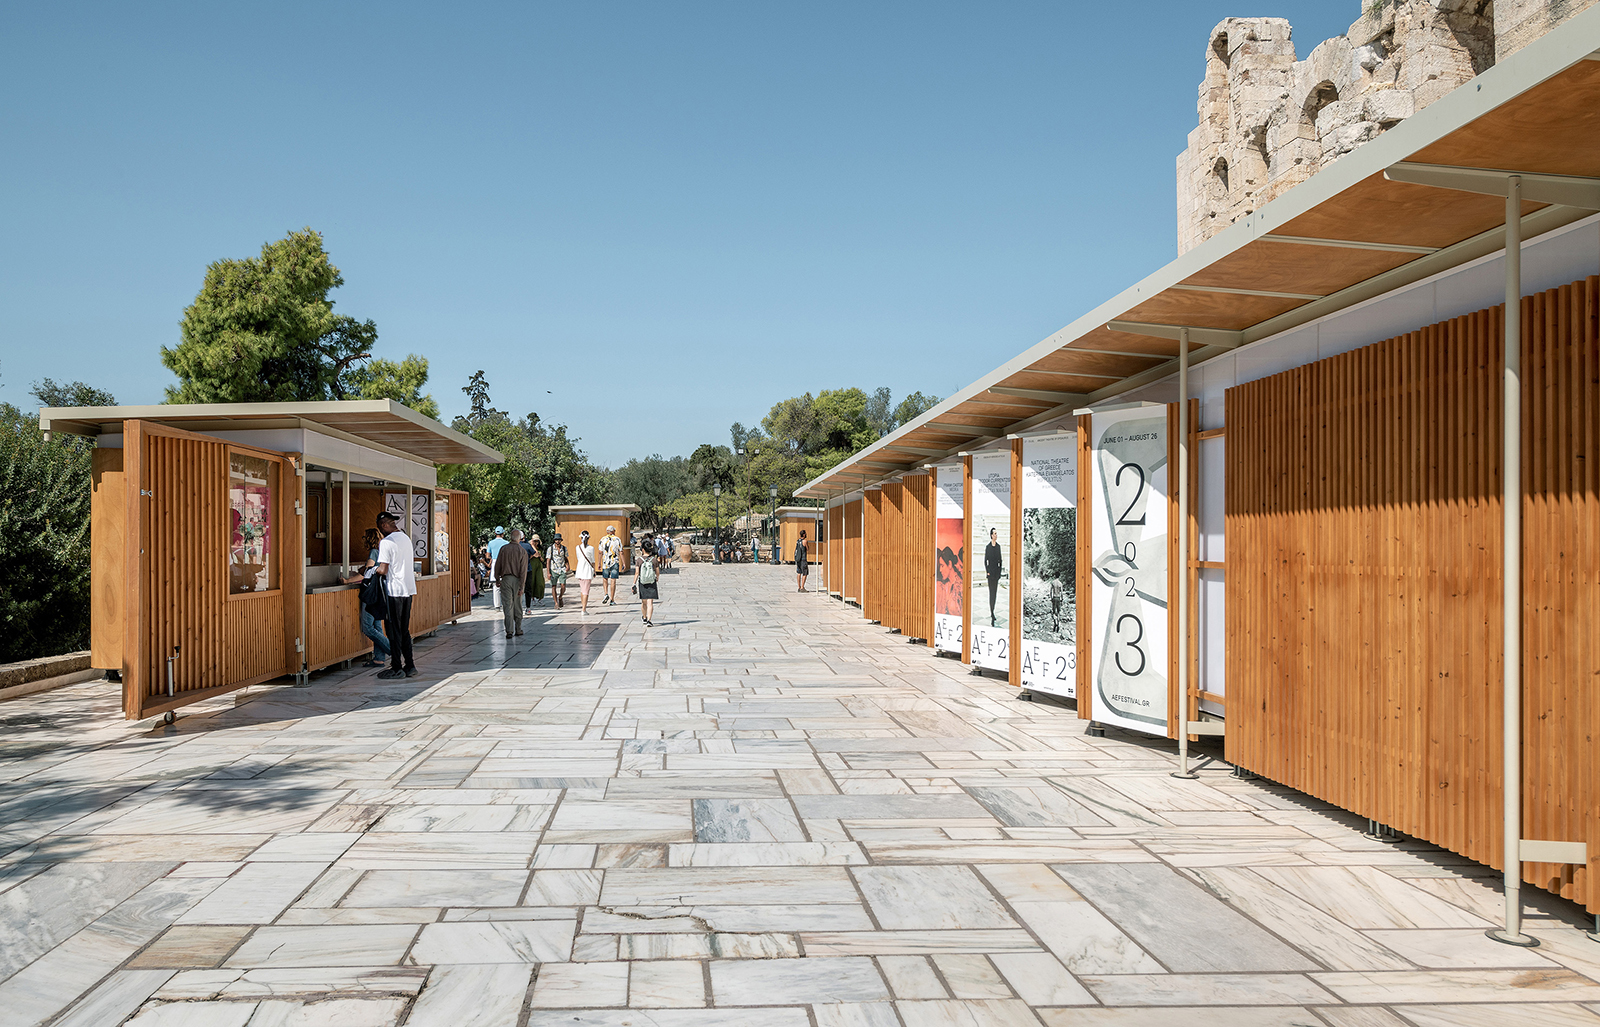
1, 1, 1356, 467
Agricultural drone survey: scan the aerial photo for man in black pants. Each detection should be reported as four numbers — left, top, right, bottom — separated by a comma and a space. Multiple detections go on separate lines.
373, 510, 418, 679
985, 527, 1003, 627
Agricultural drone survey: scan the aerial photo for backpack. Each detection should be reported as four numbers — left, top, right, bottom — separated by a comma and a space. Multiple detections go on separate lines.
640, 557, 658, 585
361, 572, 388, 619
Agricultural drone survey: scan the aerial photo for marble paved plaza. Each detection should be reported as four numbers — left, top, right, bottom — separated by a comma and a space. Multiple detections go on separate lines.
3, 563, 1600, 1026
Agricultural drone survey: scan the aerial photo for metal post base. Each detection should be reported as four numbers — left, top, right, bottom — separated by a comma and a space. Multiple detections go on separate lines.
1587, 915, 1600, 943
970, 667, 983, 676
1486, 928, 1540, 948
1087, 723, 1106, 737
1364, 820, 1404, 844
1170, 769, 1198, 780
888, 627, 901, 634
1019, 690, 1033, 702
1231, 764, 1255, 780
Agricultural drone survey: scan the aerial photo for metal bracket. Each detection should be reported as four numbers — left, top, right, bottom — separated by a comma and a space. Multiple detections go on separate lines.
1185, 721, 1226, 736
1105, 320, 1245, 350
1520, 839, 1588, 864
1385, 162, 1600, 209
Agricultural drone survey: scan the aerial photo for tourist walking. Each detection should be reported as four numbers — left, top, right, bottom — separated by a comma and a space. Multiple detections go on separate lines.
795, 529, 809, 592
494, 528, 530, 638
341, 527, 389, 668
599, 524, 624, 606
526, 533, 546, 606
633, 540, 660, 626
547, 534, 570, 609
374, 510, 418, 679
656, 533, 672, 570
487, 526, 509, 608
574, 529, 597, 614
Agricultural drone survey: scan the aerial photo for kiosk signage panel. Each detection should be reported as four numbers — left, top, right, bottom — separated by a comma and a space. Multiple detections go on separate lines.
1089, 407, 1169, 734
933, 463, 964, 654
1020, 435, 1078, 699
969, 450, 1011, 672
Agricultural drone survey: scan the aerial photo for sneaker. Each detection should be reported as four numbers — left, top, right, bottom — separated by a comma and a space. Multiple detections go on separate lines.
506, 633, 514, 639
404, 667, 418, 678
376, 668, 405, 680
515, 629, 523, 636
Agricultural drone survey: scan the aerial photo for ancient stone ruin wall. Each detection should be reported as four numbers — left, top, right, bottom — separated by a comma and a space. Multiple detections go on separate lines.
1175, 0, 1597, 254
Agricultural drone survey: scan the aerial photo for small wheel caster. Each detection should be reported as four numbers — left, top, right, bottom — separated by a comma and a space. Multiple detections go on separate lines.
163, 711, 175, 726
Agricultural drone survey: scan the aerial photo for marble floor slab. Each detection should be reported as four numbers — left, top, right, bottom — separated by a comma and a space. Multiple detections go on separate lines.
5, 565, 1597, 1026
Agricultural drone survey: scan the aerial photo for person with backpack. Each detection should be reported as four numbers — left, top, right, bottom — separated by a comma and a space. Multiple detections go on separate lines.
546, 533, 570, 609
633, 538, 661, 626
373, 510, 418, 679
341, 527, 389, 668
598, 525, 624, 606
795, 529, 810, 592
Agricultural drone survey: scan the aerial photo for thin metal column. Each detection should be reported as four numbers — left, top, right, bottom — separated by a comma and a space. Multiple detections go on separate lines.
1173, 328, 1195, 779
1491, 177, 1536, 947
341, 470, 351, 576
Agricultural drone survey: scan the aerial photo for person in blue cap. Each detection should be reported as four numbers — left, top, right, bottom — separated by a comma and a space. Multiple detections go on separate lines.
486, 527, 509, 609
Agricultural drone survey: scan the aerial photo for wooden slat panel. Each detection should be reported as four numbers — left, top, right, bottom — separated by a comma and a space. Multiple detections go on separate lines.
90, 448, 125, 669
1227, 275, 1600, 914
903, 474, 934, 644
306, 590, 370, 670
863, 489, 883, 622
827, 505, 843, 596
843, 499, 863, 604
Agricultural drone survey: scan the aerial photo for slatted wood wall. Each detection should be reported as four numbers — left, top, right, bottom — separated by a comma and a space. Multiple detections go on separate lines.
864, 489, 884, 622
883, 481, 906, 634
1227, 275, 1599, 913
124, 420, 294, 719
843, 498, 863, 604
902, 473, 935, 644
827, 504, 843, 595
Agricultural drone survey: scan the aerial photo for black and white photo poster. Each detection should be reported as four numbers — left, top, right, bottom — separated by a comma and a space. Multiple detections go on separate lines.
1020, 434, 1077, 699
1089, 407, 1169, 735
968, 449, 1010, 672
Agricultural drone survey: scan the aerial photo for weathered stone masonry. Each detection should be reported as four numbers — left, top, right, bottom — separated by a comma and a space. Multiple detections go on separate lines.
1176, 0, 1597, 254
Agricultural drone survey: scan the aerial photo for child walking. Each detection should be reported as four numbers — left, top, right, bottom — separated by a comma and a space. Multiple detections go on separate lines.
633, 539, 660, 626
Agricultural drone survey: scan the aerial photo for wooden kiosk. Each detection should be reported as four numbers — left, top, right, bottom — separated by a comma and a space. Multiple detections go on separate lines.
774, 506, 823, 565
550, 505, 641, 571
39, 400, 503, 721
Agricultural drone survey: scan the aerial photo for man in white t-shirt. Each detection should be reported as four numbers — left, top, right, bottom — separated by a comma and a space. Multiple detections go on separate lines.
574, 529, 598, 615
373, 510, 418, 678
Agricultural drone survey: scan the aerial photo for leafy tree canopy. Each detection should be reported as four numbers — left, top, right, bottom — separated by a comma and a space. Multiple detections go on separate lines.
346, 354, 440, 420
32, 379, 117, 408
162, 228, 379, 404
613, 455, 692, 530
439, 371, 613, 544
0, 373, 115, 661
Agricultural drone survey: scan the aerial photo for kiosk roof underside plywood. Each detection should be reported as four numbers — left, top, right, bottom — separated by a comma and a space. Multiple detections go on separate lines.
799, 12, 1600, 499
39, 400, 504, 467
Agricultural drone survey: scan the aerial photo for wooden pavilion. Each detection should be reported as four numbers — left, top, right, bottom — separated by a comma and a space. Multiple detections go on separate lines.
38, 400, 503, 722
797, 12, 1600, 932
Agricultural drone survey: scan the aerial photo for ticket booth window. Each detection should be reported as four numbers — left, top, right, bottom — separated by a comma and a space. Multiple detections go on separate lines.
229, 452, 279, 594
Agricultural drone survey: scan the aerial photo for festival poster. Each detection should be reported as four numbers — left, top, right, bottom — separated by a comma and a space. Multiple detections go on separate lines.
1088, 406, 1169, 735
933, 463, 964, 654
968, 449, 1011, 672
1020, 434, 1077, 699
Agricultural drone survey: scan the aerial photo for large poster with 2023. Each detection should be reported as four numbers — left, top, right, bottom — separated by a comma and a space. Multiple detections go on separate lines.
1088, 406, 1169, 736
932, 463, 964, 655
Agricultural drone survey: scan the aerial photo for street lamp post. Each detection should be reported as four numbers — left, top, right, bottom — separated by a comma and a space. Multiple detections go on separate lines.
769, 486, 778, 565
712, 483, 721, 565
